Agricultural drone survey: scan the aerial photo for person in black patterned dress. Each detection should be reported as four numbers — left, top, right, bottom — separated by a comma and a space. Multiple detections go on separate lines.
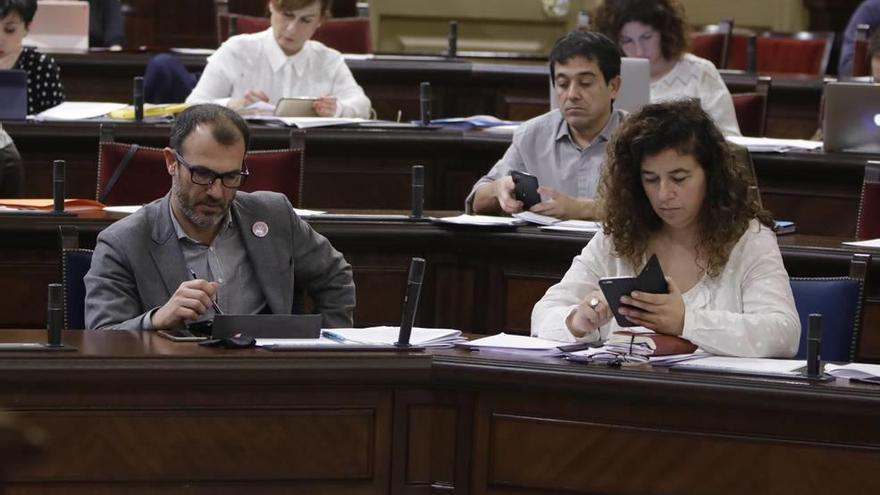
0, 0, 65, 114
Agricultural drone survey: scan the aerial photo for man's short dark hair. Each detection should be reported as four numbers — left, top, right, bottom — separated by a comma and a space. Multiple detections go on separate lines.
0, 0, 37, 25
549, 31, 621, 85
170, 104, 250, 155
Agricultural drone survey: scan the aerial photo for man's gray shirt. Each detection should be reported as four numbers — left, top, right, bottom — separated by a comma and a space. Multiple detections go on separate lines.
466, 108, 626, 210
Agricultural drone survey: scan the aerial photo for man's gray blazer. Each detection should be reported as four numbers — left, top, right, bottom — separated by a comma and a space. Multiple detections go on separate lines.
84, 191, 355, 330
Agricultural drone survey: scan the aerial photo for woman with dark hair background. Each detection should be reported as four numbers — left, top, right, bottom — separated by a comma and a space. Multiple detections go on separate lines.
0, 0, 65, 114
593, 0, 741, 136
532, 100, 799, 358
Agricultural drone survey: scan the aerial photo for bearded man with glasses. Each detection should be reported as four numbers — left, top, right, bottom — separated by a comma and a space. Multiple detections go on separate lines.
85, 104, 355, 331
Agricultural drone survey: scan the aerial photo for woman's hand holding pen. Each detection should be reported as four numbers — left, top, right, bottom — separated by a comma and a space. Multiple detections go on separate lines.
566, 290, 611, 339
150, 279, 219, 330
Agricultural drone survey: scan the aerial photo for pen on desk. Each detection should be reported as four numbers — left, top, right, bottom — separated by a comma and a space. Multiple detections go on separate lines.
188, 268, 224, 315
321, 331, 347, 343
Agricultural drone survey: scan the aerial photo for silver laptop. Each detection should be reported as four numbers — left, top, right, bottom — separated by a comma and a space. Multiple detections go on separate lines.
23, 1, 90, 53
0, 70, 28, 120
211, 314, 322, 339
549, 57, 651, 114
823, 82, 880, 153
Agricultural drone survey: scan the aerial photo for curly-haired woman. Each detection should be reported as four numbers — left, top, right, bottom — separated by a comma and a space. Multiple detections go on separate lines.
532, 100, 799, 357
593, 0, 741, 136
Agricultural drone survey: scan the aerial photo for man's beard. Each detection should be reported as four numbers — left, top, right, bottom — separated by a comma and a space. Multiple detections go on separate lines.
173, 182, 228, 229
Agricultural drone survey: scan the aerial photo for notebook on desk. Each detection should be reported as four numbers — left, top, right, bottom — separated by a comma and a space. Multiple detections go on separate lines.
823, 82, 880, 153
23, 0, 90, 53
0, 70, 27, 120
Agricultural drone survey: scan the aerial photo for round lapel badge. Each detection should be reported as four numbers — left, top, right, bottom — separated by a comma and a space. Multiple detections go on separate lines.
252, 221, 269, 238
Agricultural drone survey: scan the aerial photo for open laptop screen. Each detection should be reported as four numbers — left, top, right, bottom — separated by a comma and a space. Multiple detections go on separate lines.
823, 81, 880, 153
0, 70, 28, 120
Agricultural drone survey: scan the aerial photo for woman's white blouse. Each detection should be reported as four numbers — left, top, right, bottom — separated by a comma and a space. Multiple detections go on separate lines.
531, 219, 800, 358
186, 29, 371, 118
651, 53, 742, 137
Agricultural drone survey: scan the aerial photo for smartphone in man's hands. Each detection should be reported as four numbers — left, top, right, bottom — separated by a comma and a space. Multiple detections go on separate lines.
510, 170, 541, 209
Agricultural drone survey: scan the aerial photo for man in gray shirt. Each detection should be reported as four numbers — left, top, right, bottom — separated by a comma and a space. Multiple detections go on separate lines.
469, 31, 625, 220
85, 104, 355, 330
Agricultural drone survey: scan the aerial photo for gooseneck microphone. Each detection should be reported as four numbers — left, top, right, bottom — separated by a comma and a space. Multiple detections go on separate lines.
447, 20, 458, 59
411, 165, 424, 219
53, 160, 65, 213
395, 257, 426, 347
806, 313, 823, 378
133, 76, 144, 121
419, 82, 432, 126
47, 283, 63, 347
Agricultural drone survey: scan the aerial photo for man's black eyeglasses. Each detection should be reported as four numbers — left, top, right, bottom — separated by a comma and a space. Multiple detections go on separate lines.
174, 150, 249, 188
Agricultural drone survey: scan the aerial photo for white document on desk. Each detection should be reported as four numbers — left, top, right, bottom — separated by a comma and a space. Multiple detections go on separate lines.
725, 136, 822, 153
826, 362, 880, 382
459, 332, 564, 355
842, 238, 880, 248
672, 356, 805, 375
433, 214, 523, 227
36, 101, 128, 120
324, 327, 464, 347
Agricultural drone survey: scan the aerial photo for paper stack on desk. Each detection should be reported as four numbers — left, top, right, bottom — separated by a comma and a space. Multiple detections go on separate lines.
457, 332, 564, 356
322, 327, 465, 347
825, 363, 880, 383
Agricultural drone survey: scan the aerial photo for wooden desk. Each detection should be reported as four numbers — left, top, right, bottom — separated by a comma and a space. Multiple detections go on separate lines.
2, 212, 880, 361
5, 121, 872, 236
51, 52, 823, 136
0, 329, 877, 494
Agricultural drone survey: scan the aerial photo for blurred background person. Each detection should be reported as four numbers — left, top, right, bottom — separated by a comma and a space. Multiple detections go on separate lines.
0, 0, 65, 114
593, 0, 740, 136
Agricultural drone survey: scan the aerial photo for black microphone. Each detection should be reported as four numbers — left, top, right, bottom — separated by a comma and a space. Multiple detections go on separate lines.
419, 82, 431, 126
411, 165, 424, 219
447, 20, 458, 59
806, 313, 822, 378
395, 257, 426, 347
47, 283, 63, 347
133, 76, 144, 121
53, 160, 65, 213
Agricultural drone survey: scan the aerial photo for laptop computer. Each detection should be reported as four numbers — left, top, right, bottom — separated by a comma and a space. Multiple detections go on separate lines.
823, 82, 880, 153
0, 70, 28, 120
211, 314, 322, 339
23, 1, 90, 53
549, 57, 651, 114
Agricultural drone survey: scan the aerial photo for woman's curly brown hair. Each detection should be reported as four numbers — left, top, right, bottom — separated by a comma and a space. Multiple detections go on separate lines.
592, 0, 690, 61
597, 99, 773, 277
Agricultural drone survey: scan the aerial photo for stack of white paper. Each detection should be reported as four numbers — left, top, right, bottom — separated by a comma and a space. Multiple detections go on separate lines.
513, 211, 600, 233
457, 332, 564, 356
36, 101, 128, 121
433, 214, 523, 227
825, 362, 880, 383
671, 356, 805, 376
726, 136, 822, 153
842, 238, 880, 249
323, 326, 465, 347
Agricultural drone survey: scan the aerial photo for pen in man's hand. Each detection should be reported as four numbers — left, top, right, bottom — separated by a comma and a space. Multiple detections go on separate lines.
189, 268, 224, 315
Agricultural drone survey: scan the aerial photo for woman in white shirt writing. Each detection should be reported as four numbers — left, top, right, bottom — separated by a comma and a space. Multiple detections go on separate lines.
186, 0, 371, 118
532, 99, 799, 358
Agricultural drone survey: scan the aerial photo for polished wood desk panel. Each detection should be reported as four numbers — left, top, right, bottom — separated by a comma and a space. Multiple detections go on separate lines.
0, 329, 878, 494
5, 121, 872, 237
51, 52, 822, 136
2, 213, 880, 361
